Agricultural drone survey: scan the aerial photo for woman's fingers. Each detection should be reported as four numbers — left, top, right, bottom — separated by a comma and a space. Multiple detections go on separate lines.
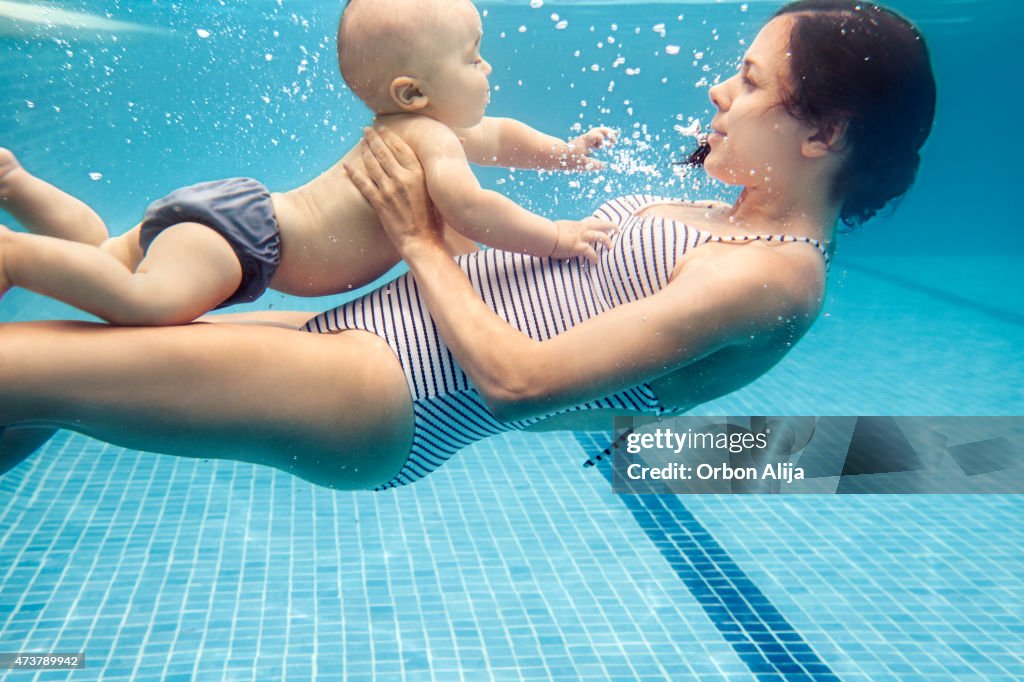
360, 142, 396, 195
343, 162, 380, 205
364, 127, 423, 181
363, 128, 403, 177
376, 128, 422, 172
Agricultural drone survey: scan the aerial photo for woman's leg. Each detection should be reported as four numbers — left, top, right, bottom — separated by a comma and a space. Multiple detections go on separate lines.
0, 320, 414, 490
0, 426, 57, 476
198, 310, 317, 330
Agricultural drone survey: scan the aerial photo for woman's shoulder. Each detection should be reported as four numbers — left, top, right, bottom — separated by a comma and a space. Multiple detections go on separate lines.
672, 236, 826, 323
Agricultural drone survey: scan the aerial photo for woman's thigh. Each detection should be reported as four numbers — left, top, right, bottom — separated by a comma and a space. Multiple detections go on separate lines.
197, 309, 316, 329
0, 321, 414, 489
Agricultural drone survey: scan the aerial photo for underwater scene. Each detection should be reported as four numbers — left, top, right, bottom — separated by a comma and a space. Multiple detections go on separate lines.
1, 0, 1022, 680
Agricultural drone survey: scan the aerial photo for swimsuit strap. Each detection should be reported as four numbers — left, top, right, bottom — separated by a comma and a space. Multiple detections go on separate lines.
705, 233, 832, 272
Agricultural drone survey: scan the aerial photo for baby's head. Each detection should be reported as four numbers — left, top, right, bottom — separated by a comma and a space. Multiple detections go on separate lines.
338, 0, 492, 128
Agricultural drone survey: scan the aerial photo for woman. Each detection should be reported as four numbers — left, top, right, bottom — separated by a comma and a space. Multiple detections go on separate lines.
0, 1, 936, 491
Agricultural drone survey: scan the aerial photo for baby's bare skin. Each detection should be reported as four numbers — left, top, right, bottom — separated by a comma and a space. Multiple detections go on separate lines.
269, 144, 397, 296
270, 112, 615, 296
0, 0, 615, 324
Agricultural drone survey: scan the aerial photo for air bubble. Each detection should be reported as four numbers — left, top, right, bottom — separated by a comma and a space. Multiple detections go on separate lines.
196, 28, 211, 38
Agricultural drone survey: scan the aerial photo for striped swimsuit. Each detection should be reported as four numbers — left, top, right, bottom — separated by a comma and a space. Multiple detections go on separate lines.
302, 195, 830, 490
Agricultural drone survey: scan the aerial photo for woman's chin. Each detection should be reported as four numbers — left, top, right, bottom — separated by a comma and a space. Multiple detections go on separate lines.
702, 161, 738, 187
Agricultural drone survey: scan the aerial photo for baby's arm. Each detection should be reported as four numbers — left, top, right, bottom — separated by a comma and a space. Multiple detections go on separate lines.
397, 124, 610, 260
457, 117, 616, 171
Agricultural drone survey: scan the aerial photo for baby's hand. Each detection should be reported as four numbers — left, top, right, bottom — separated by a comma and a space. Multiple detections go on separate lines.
563, 127, 618, 171
550, 217, 617, 262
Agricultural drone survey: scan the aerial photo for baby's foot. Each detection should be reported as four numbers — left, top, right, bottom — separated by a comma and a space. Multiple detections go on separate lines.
0, 148, 26, 200
0, 224, 12, 299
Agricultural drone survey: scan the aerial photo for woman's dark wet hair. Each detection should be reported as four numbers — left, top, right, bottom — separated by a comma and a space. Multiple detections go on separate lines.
687, 0, 937, 229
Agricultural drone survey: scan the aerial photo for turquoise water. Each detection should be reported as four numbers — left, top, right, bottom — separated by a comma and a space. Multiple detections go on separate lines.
2, 1, 1023, 680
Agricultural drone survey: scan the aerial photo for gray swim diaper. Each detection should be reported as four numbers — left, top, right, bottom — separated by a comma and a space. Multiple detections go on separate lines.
138, 177, 281, 308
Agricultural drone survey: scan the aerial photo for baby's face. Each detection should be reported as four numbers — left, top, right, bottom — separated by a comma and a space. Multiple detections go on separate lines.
412, 1, 492, 128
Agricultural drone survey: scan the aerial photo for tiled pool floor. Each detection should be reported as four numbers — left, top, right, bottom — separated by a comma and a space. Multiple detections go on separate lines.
2, 426, 1022, 681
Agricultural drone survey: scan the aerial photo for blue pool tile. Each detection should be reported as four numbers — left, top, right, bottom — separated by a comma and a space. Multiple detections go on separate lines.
2, 414, 1023, 682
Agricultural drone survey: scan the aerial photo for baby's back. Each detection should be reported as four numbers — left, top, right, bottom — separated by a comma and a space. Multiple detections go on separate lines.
269, 142, 401, 297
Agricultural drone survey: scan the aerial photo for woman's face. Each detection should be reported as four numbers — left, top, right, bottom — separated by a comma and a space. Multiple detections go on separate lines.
704, 16, 819, 189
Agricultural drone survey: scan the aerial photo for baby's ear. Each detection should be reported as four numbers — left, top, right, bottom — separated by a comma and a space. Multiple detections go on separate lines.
389, 77, 428, 113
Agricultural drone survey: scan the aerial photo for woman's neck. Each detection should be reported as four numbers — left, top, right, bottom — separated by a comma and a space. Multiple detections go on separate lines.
726, 184, 839, 244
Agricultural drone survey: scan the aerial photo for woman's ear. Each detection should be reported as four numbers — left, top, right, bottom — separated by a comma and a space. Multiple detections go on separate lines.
389, 76, 428, 113
803, 119, 849, 158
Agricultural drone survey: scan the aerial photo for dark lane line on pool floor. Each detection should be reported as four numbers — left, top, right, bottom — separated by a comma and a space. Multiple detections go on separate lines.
575, 432, 841, 682
843, 260, 1024, 328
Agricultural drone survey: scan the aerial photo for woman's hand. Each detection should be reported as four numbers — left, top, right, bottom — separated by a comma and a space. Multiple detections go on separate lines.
344, 127, 444, 253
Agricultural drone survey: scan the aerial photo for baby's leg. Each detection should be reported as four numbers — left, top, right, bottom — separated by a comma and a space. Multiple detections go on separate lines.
0, 148, 108, 245
0, 222, 241, 325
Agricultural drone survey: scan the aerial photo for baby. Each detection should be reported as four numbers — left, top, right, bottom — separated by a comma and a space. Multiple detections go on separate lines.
0, 0, 615, 325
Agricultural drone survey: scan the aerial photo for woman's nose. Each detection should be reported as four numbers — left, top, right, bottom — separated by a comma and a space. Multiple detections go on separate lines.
481, 58, 492, 76
708, 82, 725, 110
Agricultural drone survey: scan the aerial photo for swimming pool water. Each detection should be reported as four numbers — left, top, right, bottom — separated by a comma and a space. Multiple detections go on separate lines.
2, 1, 1023, 680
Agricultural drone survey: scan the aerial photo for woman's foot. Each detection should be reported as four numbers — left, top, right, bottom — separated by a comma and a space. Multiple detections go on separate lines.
0, 426, 58, 476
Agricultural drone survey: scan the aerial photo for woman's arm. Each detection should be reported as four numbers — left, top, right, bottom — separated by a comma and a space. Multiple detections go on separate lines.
348, 129, 820, 421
